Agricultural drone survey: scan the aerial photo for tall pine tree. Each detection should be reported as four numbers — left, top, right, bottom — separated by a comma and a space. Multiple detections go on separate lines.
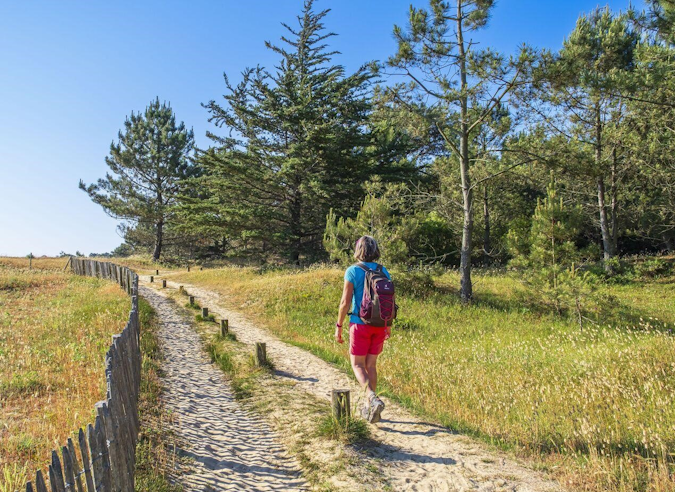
386, 0, 530, 301
523, 8, 638, 272
80, 98, 196, 261
196, 0, 376, 262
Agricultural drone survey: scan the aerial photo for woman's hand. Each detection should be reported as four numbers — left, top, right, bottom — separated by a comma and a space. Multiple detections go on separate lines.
335, 325, 344, 344
384, 326, 391, 340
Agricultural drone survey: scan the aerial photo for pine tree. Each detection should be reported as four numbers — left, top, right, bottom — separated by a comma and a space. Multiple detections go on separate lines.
386, 0, 531, 302
523, 8, 638, 272
508, 179, 589, 316
80, 98, 196, 261
197, 0, 376, 262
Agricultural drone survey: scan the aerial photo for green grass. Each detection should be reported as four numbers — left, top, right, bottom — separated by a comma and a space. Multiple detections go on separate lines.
170, 265, 675, 492
316, 414, 370, 444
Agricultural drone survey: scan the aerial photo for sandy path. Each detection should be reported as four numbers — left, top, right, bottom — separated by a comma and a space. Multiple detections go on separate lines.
151, 277, 563, 492
140, 286, 308, 492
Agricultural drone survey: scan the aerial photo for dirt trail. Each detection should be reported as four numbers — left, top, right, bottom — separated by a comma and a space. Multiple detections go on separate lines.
150, 276, 563, 492
140, 286, 308, 491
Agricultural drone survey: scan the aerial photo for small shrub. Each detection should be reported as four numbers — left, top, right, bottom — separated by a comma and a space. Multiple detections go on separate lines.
634, 257, 674, 279
393, 270, 436, 297
316, 414, 370, 444
185, 302, 200, 310
195, 314, 215, 323
215, 332, 237, 342
248, 353, 275, 372
393, 317, 422, 331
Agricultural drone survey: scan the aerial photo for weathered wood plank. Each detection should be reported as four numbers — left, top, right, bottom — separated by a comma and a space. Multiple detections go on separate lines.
49, 450, 66, 492
255, 342, 267, 367
35, 471, 48, 492
66, 438, 84, 492
331, 389, 351, 420
78, 428, 94, 492
61, 446, 76, 491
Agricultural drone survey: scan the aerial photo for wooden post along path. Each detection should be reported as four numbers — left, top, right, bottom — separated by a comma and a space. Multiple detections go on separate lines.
202, 307, 209, 318
255, 342, 267, 367
189, 296, 195, 306
331, 390, 351, 420
150, 276, 154, 283
162, 279, 167, 288
221, 319, 229, 336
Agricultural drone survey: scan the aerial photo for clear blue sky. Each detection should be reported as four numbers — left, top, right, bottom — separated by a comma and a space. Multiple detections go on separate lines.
0, 0, 643, 257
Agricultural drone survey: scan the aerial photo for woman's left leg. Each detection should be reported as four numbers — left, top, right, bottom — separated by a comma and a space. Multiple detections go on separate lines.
365, 353, 378, 392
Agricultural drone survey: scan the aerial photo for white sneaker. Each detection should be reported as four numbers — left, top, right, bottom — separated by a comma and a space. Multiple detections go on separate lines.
368, 396, 384, 424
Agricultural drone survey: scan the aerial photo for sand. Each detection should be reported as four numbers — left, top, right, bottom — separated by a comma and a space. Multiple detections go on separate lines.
140, 286, 308, 491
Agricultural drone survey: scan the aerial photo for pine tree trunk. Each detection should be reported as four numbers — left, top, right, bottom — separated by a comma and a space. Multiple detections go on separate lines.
610, 148, 619, 254
153, 220, 163, 261
289, 177, 302, 265
483, 186, 491, 267
457, 2, 473, 303
595, 104, 613, 274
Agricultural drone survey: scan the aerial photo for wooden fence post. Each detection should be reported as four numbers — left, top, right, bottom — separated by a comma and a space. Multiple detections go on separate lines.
61, 445, 76, 492
202, 307, 209, 318
331, 390, 351, 420
78, 428, 94, 492
150, 276, 153, 283
35, 471, 47, 492
255, 342, 267, 367
187, 265, 190, 272
220, 319, 229, 336
189, 296, 195, 305
67, 438, 84, 492
48, 450, 66, 492
155, 269, 159, 275
162, 279, 167, 288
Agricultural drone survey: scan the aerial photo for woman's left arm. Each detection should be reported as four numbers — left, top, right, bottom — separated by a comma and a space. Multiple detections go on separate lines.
336, 280, 353, 343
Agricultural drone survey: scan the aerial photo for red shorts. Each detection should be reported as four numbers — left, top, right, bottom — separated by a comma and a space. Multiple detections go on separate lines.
349, 323, 386, 356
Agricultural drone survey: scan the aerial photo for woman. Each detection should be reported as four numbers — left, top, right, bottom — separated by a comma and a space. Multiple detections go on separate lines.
335, 235, 391, 423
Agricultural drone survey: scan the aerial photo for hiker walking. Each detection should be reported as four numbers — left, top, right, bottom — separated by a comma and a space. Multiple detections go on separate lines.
335, 235, 397, 423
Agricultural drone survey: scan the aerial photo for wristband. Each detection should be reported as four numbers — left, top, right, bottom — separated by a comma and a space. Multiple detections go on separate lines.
335, 322, 342, 329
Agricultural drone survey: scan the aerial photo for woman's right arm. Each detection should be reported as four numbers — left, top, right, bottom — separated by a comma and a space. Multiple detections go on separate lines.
335, 279, 353, 343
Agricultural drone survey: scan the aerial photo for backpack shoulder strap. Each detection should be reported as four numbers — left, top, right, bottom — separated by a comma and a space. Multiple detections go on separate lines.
356, 262, 371, 272
375, 264, 383, 272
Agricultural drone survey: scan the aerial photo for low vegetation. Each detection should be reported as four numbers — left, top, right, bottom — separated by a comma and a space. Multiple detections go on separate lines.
169, 264, 675, 492
0, 261, 129, 490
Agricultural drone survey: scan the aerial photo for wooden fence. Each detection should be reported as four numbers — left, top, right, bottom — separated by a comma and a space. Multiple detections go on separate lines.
22, 258, 141, 492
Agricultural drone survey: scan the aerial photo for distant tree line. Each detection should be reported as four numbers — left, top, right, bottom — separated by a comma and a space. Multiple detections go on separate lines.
82, 0, 675, 301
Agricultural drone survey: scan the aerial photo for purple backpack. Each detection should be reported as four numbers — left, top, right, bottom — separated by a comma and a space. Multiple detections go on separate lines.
357, 263, 397, 327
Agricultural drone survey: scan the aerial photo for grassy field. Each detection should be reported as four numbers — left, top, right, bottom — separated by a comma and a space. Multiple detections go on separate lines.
168, 265, 675, 492
0, 259, 129, 490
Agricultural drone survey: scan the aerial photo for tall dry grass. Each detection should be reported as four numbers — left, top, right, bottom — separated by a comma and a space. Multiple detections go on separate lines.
0, 261, 129, 490
170, 266, 675, 492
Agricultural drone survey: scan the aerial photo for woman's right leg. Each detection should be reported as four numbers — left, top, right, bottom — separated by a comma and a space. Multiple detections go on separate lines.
350, 354, 370, 389
365, 353, 378, 392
